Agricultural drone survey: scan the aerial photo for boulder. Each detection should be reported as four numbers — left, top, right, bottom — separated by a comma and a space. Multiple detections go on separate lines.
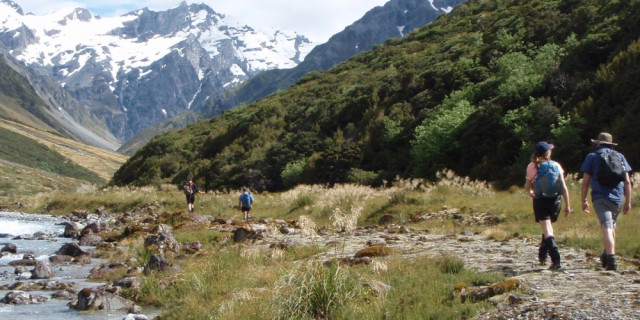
31, 261, 53, 279
71, 288, 134, 311
79, 235, 103, 246
183, 241, 202, 254
1, 243, 17, 254
56, 243, 88, 257
144, 232, 180, 253
144, 255, 170, 273
354, 244, 392, 258
1, 290, 48, 304
63, 223, 80, 238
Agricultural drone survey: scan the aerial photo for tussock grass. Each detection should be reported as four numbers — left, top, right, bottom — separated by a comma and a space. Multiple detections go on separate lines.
8, 170, 640, 318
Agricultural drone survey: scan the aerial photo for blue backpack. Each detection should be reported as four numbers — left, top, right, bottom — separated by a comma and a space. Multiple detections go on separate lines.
533, 161, 563, 198
239, 193, 252, 207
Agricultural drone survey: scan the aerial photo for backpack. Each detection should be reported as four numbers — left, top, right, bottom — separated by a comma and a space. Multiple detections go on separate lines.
183, 183, 194, 196
533, 161, 563, 198
595, 149, 626, 188
239, 193, 252, 207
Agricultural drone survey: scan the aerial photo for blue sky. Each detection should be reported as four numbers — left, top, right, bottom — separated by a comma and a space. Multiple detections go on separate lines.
10, 0, 390, 43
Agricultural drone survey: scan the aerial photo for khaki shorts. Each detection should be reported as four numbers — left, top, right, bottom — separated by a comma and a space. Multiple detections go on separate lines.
593, 198, 621, 229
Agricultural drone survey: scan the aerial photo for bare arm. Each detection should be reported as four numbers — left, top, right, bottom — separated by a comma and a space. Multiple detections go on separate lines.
560, 173, 572, 216
623, 172, 632, 214
524, 179, 535, 198
581, 173, 591, 213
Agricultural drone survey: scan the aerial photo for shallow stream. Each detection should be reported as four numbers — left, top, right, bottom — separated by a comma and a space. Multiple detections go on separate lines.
0, 211, 148, 320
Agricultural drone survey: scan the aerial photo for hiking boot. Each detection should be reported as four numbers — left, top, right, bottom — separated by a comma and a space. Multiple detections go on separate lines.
606, 254, 617, 271
600, 250, 607, 268
545, 236, 561, 270
538, 234, 548, 265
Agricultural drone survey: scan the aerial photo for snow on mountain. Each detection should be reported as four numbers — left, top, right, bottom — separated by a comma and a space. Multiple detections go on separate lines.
0, 0, 314, 142
3, 2, 312, 85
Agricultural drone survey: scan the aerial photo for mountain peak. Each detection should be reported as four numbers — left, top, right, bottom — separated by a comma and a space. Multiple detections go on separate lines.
0, 0, 22, 15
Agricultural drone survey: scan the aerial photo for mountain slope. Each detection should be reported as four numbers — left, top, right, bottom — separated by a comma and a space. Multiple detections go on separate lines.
120, 0, 466, 154
0, 0, 313, 143
111, 0, 640, 191
0, 54, 126, 185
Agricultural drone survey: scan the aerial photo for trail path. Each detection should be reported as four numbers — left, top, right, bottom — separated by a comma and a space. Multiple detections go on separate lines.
251, 220, 640, 319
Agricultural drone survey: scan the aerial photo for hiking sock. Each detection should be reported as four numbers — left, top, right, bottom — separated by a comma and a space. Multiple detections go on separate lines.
606, 254, 617, 271
544, 236, 561, 270
600, 250, 608, 268
538, 234, 548, 265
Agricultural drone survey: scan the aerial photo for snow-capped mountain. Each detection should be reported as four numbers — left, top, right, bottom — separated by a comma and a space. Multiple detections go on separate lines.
0, 0, 313, 142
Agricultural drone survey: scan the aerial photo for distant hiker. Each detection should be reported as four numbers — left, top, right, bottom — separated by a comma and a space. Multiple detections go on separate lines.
183, 177, 203, 213
580, 132, 632, 271
238, 187, 254, 221
525, 141, 572, 270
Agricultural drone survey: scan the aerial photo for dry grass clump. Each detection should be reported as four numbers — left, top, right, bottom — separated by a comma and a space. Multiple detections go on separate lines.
280, 184, 320, 210
331, 206, 362, 234
436, 169, 494, 197
272, 261, 363, 320
314, 184, 374, 213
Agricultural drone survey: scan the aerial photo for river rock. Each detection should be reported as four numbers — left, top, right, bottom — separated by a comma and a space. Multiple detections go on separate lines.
144, 255, 170, 273
56, 243, 88, 257
123, 313, 149, 320
88, 262, 127, 279
8, 258, 36, 267
71, 288, 134, 311
31, 261, 53, 279
79, 234, 103, 246
144, 232, 180, 253
183, 241, 202, 254
1, 290, 48, 304
63, 222, 81, 238
1, 243, 17, 253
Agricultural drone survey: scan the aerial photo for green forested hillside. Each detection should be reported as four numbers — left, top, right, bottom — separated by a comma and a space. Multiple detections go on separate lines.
111, 0, 640, 191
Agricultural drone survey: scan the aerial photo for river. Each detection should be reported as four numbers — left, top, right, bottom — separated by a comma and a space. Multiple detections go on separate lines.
0, 211, 149, 320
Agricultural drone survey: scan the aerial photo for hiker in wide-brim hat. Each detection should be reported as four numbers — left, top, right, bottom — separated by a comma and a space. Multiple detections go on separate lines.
591, 132, 618, 146
580, 131, 632, 271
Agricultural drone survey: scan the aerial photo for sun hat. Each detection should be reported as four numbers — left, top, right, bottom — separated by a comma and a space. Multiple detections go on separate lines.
591, 132, 617, 145
534, 141, 554, 156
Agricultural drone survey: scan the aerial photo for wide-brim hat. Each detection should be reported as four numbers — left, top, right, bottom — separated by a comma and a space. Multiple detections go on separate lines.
591, 132, 617, 145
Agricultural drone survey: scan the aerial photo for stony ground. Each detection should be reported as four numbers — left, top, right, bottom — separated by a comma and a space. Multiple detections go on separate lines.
249, 219, 640, 320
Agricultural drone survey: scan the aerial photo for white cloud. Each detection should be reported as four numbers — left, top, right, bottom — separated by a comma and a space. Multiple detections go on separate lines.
11, 0, 390, 43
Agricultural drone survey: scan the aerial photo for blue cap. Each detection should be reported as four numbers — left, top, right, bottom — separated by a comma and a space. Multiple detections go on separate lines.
535, 141, 554, 156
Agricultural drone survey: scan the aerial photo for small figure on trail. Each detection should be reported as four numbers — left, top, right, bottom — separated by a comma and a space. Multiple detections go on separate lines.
525, 141, 572, 270
580, 132, 632, 271
183, 177, 203, 213
238, 187, 254, 221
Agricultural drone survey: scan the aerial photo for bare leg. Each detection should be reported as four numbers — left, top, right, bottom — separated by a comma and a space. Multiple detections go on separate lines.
602, 226, 615, 255
538, 219, 554, 238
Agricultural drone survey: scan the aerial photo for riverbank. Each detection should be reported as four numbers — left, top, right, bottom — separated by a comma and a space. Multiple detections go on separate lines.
0, 173, 638, 318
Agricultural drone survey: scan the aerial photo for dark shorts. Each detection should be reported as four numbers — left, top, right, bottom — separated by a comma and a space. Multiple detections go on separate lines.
186, 194, 195, 204
533, 195, 561, 222
241, 206, 252, 212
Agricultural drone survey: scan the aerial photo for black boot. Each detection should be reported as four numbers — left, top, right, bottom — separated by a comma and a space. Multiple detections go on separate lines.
600, 250, 607, 268
545, 236, 561, 270
538, 234, 548, 265
606, 254, 617, 271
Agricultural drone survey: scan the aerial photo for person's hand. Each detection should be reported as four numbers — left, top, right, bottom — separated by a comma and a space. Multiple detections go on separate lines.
564, 207, 573, 217
527, 190, 535, 198
623, 201, 631, 214
582, 201, 590, 213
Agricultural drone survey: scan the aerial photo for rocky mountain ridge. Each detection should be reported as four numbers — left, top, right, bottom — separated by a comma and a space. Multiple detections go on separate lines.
0, 0, 313, 144
121, 0, 466, 154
